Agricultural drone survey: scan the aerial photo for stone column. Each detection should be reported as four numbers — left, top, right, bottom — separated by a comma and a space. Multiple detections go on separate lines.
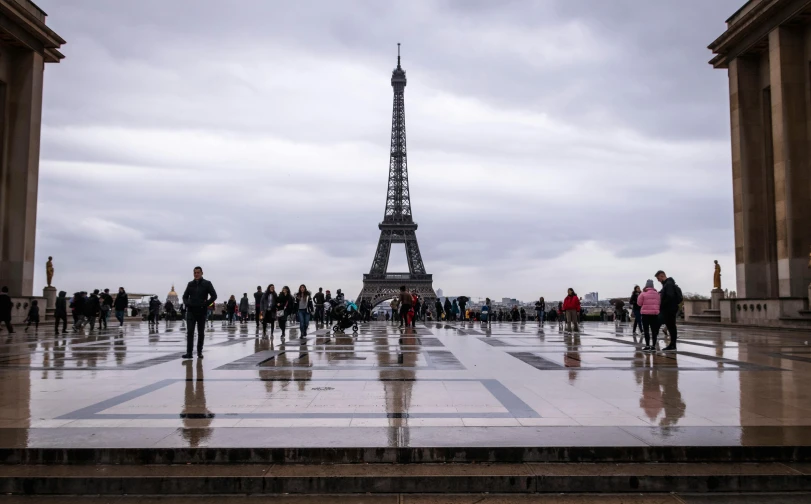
711, 288, 725, 311
729, 55, 779, 298
0, 50, 45, 297
768, 26, 811, 298
42, 286, 56, 310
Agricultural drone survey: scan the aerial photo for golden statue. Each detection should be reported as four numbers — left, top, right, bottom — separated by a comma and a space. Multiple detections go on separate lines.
713, 260, 721, 290
46, 256, 54, 287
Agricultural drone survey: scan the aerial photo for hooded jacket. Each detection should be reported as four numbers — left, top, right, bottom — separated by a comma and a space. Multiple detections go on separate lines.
55, 291, 68, 316
637, 287, 660, 315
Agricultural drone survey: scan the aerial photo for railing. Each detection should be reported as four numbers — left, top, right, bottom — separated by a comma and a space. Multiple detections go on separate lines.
364, 273, 433, 281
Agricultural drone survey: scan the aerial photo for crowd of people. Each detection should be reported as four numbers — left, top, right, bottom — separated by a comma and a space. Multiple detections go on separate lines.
0, 267, 683, 353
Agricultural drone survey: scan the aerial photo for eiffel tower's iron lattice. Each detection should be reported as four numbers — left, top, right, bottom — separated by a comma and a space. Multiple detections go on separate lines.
357, 46, 436, 308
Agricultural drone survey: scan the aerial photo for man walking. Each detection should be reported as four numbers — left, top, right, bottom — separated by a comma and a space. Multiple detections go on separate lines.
398, 286, 412, 329
313, 288, 325, 324
239, 293, 249, 323
182, 266, 217, 359
100, 288, 113, 329
253, 286, 263, 328
85, 290, 101, 331
655, 270, 681, 352
114, 287, 128, 327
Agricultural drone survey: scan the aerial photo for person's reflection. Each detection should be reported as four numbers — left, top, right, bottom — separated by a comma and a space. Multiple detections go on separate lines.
563, 332, 581, 383
113, 331, 127, 366
181, 359, 213, 448
639, 363, 663, 423
637, 354, 686, 427
659, 355, 686, 427
293, 336, 312, 392
378, 325, 416, 447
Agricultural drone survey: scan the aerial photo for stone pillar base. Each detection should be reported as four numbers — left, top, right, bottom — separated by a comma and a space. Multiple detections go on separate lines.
43, 286, 57, 310
711, 288, 725, 310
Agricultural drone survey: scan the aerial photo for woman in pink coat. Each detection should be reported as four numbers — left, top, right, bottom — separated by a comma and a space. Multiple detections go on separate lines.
635, 279, 661, 352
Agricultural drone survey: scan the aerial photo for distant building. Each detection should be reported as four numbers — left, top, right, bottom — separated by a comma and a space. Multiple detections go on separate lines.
166, 285, 179, 306
584, 292, 599, 303
436, 288, 444, 298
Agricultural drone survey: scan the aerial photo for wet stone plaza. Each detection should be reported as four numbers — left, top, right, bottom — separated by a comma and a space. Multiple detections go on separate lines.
1, 320, 811, 449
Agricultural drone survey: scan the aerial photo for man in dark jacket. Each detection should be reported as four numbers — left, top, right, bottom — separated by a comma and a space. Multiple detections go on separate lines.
457, 296, 469, 322
239, 293, 249, 323
398, 286, 412, 328
114, 287, 128, 326
253, 286, 263, 327
54, 291, 68, 334
313, 288, 325, 325
182, 266, 217, 359
99, 288, 114, 329
656, 270, 680, 352
85, 290, 101, 331
0, 286, 13, 333
434, 298, 443, 322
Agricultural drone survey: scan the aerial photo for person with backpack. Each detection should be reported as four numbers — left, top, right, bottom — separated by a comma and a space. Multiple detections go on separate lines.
636, 280, 661, 352
655, 270, 681, 352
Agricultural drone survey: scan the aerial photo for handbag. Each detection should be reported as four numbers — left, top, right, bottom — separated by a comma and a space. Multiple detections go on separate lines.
276, 309, 285, 319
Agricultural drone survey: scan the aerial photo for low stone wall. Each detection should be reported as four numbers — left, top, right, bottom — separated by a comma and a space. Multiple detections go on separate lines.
722, 297, 808, 324
7, 296, 47, 325
683, 299, 711, 318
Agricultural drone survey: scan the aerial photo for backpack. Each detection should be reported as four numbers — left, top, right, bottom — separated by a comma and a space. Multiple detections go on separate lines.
674, 284, 684, 305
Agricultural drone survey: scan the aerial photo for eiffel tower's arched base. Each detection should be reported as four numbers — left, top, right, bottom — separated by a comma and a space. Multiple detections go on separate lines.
356, 275, 436, 309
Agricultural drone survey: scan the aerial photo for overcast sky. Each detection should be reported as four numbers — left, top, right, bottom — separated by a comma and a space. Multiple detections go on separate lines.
33, 0, 741, 303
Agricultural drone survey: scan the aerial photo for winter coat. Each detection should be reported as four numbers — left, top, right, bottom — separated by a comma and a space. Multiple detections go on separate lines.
443, 299, 452, 314
27, 305, 39, 323
637, 287, 660, 315
659, 277, 679, 315
182, 278, 218, 310
55, 292, 68, 317
114, 292, 128, 311
84, 294, 101, 317
276, 292, 291, 314
562, 294, 580, 311
226, 299, 237, 314
630, 291, 640, 310
435, 300, 443, 315
239, 296, 249, 312
0, 293, 11, 320
260, 290, 277, 313
295, 292, 314, 312
253, 291, 263, 307
149, 299, 161, 314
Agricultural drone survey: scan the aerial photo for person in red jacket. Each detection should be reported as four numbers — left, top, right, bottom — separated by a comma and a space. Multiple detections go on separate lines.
562, 288, 581, 332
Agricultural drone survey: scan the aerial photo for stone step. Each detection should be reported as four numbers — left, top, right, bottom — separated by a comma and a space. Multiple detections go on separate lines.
3, 446, 811, 465
1, 462, 810, 495
2, 494, 811, 503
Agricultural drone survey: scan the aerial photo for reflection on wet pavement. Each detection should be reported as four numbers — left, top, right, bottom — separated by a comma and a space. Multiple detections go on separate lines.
2, 320, 811, 447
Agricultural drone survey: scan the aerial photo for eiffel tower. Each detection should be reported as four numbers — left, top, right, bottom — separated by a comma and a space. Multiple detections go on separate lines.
357, 45, 436, 308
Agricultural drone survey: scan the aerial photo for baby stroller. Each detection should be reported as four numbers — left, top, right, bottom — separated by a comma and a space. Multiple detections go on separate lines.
331, 300, 360, 333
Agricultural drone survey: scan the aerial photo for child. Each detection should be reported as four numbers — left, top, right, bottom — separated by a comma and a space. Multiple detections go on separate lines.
636, 279, 661, 352
25, 300, 40, 331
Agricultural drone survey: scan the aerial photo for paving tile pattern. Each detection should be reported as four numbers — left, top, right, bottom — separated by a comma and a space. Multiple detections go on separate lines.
2, 320, 811, 448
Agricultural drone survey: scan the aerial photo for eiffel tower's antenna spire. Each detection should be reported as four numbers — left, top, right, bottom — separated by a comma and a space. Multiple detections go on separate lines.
397, 42, 400, 67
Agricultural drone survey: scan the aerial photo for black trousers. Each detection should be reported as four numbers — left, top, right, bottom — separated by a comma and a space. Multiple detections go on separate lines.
186, 308, 206, 355
54, 313, 67, 333
660, 312, 678, 345
642, 314, 660, 347
262, 310, 276, 333
1, 318, 13, 332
